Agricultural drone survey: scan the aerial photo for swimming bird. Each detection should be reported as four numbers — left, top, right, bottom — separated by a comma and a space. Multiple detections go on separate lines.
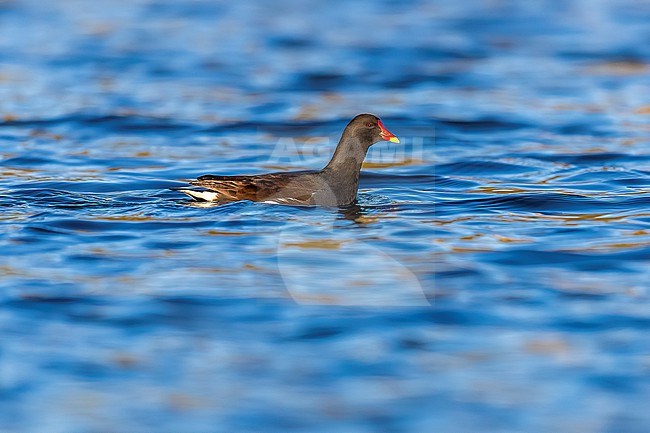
175, 113, 399, 206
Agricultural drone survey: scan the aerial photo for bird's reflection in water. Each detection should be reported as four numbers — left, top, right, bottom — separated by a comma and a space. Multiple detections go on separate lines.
336, 201, 393, 225
337, 202, 364, 222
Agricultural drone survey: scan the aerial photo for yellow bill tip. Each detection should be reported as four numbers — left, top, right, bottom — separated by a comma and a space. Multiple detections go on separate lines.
388, 136, 400, 143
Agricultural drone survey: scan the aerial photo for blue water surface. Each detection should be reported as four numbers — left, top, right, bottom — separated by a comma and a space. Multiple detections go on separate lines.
1, 0, 650, 432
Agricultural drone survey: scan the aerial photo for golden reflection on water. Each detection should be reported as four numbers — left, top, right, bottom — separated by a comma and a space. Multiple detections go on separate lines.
583, 59, 650, 75
205, 230, 250, 236
0, 212, 34, 221
92, 214, 188, 222
282, 239, 346, 250
469, 186, 529, 194
362, 158, 424, 169
1, 167, 38, 177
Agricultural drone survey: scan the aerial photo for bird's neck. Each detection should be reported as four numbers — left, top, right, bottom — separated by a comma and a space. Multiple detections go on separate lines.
323, 137, 368, 177
321, 137, 369, 204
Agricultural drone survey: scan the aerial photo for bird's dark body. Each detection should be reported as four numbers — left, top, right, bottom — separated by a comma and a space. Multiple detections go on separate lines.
190, 171, 334, 205
177, 114, 398, 206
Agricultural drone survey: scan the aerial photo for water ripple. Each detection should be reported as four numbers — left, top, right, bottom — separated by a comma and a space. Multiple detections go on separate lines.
1, 0, 650, 431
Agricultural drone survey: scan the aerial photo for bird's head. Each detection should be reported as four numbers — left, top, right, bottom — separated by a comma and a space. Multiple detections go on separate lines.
345, 113, 400, 147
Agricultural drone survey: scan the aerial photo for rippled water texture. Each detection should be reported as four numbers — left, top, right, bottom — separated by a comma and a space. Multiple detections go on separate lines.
1, 0, 650, 432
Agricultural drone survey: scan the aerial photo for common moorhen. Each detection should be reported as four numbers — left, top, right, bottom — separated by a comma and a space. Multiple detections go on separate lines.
175, 113, 399, 206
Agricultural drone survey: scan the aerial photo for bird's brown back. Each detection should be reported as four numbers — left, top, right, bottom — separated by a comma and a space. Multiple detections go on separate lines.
190, 170, 335, 205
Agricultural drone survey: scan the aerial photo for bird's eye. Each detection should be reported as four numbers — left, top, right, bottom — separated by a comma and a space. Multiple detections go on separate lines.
366, 122, 374, 128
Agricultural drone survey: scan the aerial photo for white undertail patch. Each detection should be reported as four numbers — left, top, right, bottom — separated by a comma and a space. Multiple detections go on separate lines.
178, 189, 220, 202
